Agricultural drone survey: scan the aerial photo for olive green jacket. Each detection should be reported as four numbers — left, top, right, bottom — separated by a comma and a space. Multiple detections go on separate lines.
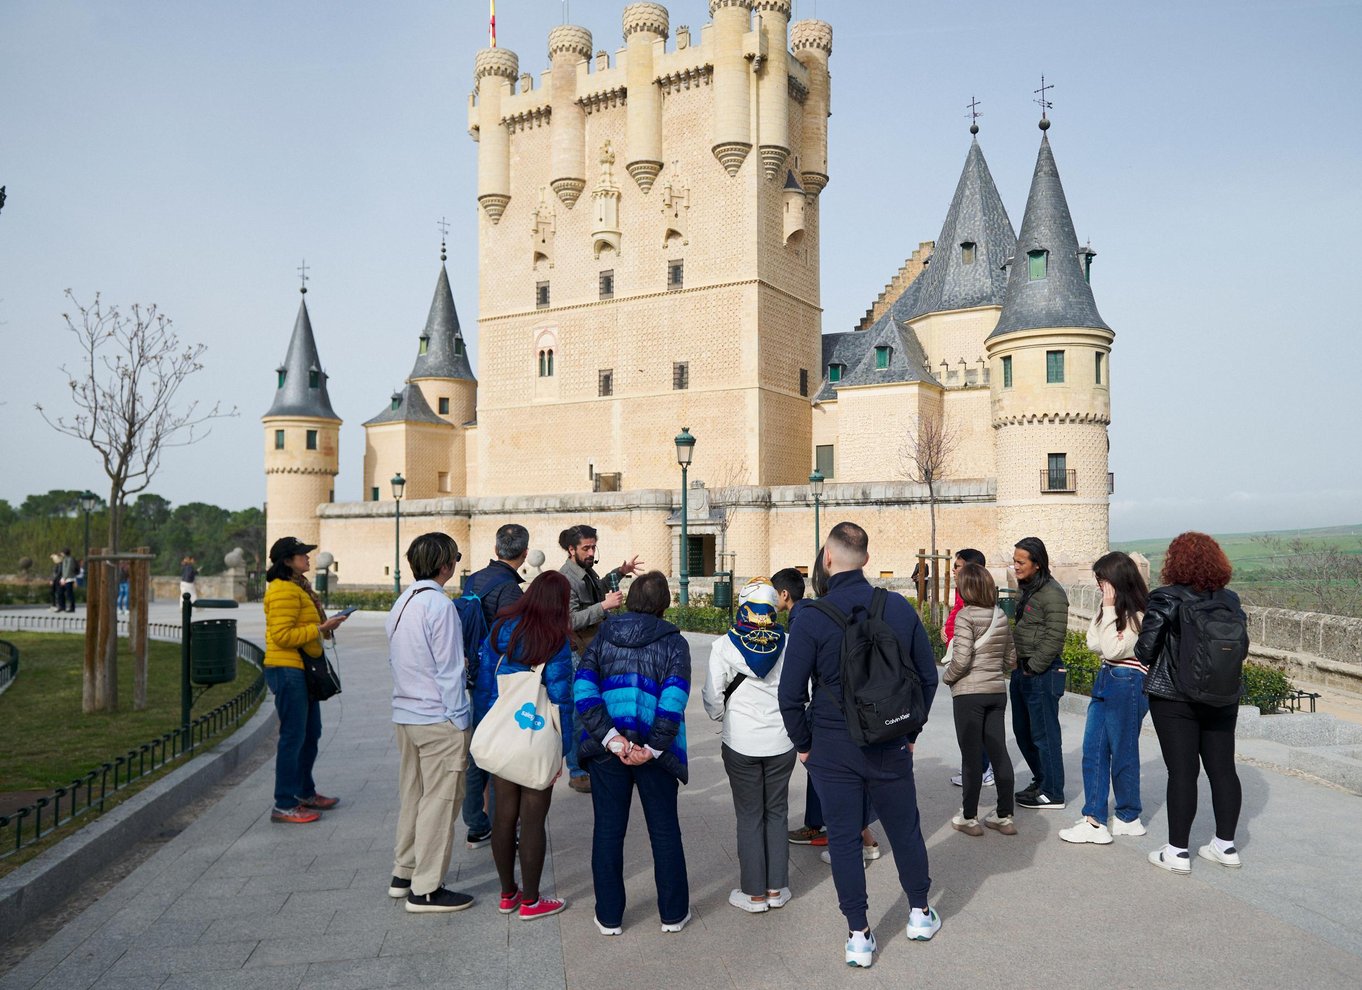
1012, 576, 1069, 674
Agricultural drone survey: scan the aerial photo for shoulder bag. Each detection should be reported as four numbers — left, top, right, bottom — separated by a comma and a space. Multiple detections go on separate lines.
469, 657, 563, 790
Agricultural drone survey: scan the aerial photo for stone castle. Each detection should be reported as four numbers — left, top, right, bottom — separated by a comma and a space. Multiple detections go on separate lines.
262, 1, 1115, 589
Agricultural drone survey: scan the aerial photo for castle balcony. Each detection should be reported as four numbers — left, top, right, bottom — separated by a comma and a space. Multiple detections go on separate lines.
1040, 468, 1078, 494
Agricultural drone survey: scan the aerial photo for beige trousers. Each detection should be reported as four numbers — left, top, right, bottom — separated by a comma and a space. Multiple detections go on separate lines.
393, 721, 469, 896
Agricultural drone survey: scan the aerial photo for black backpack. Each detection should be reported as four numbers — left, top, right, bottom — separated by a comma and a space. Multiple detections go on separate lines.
1173, 591, 1250, 706
455, 571, 518, 689
812, 588, 927, 746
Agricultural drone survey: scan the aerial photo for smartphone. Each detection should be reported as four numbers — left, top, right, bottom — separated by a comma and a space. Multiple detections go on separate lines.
336, 605, 359, 617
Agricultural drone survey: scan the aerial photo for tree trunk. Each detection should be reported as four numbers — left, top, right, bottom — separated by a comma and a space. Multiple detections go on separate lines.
133, 546, 149, 710
927, 483, 939, 625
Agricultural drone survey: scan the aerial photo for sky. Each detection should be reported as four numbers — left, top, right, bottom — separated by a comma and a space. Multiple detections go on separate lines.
2, 0, 1360, 542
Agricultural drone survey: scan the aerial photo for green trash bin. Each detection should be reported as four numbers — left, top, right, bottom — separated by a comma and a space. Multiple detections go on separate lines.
191, 618, 238, 686
314, 572, 328, 594
997, 588, 1019, 621
712, 574, 733, 610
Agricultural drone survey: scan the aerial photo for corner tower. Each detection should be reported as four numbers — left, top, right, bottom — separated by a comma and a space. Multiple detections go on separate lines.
985, 117, 1114, 565
262, 286, 341, 553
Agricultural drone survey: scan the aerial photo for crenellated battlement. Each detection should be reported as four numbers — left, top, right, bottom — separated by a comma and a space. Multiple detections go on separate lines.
623, 2, 670, 39
548, 25, 593, 60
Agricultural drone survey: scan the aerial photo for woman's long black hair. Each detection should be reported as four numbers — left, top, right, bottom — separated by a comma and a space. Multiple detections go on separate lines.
1092, 551, 1149, 633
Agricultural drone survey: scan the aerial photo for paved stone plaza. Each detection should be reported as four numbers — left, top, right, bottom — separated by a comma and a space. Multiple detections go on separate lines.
3, 604, 1362, 989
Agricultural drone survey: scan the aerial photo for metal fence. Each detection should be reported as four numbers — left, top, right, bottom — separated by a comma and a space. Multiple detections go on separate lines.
0, 639, 18, 693
0, 614, 266, 860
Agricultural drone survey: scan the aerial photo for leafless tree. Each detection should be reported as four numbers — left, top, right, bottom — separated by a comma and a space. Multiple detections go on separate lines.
37, 291, 234, 711
899, 410, 960, 618
705, 459, 749, 576
1242, 536, 1362, 619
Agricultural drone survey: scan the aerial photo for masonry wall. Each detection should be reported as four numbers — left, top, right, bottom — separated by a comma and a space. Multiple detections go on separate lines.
263, 417, 338, 554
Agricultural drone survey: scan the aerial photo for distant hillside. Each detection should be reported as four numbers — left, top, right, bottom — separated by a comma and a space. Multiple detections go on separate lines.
1114, 523, 1362, 579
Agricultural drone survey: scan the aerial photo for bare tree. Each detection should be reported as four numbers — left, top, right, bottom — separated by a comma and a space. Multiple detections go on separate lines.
899, 410, 960, 618
1242, 536, 1362, 618
705, 459, 749, 576
37, 291, 234, 711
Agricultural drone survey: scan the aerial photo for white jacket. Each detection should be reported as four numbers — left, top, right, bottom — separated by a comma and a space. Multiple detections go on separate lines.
702, 634, 793, 757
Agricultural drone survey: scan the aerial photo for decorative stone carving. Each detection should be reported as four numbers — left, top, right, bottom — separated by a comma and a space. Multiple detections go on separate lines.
660, 172, 690, 246
760, 145, 789, 180
479, 194, 510, 224
551, 177, 585, 208
712, 141, 752, 177
627, 160, 663, 193
548, 25, 593, 61
790, 19, 833, 54
474, 48, 520, 82
591, 141, 622, 258
532, 188, 556, 268
622, 3, 669, 40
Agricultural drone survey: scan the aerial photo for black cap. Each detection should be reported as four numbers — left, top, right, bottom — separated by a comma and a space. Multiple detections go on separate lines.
269, 537, 318, 563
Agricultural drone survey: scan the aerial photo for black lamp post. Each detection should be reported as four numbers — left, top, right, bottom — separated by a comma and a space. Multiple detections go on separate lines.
391, 473, 406, 595
79, 490, 98, 566
674, 428, 696, 606
809, 469, 824, 562
316, 551, 334, 609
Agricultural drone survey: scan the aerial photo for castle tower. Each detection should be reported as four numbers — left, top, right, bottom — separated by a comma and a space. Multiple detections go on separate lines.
985, 117, 1114, 565
548, 25, 592, 207
262, 287, 341, 554
472, 46, 520, 223
789, 18, 831, 194
755, 0, 792, 179
623, 4, 667, 192
362, 384, 453, 503
710, 0, 753, 175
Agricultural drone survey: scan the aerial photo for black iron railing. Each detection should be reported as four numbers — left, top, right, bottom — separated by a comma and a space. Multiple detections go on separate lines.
0, 639, 17, 693
1041, 469, 1077, 493
0, 618, 265, 859
1245, 688, 1320, 714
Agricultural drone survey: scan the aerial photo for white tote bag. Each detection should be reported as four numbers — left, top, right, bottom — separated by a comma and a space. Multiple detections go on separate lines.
469, 660, 562, 790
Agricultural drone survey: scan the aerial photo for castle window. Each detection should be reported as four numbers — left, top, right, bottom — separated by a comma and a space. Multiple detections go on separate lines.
828, 363, 844, 384
371, 486, 380, 502
1028, 249, 1048, 281
875, 345, 891, 370
306, 429, 318, 451
1043, 453, 1073, 493
308, 369, 319, 389
391, 393, 401, 411
1002, 355, 1013, 389
438, 472, 451, 493
454, 337, 464, 356
599, 369, 614, 397
536, 281, 550, 309
673, 361, 689, 390
418, 336, 429, 355
538, 349, 555, 377
667, 260, 684, 291
329, 489, 334, 503
815, 444, 835, 480
599, 270, 614, 300
961, 241, 976, 266
1046, 350, 1065, 384
438, 397, 450, 415
276, 368, 286, 388
274, 429, 285, 450
799, 369, 809, 397
1095, 352, 1104, 385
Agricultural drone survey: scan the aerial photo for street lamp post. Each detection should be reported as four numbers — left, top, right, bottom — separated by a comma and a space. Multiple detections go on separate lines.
79, 490, 98, 566
674, 428, 696, 607
316, 551, 334, 609
391, 473, 406, 595
809, 470, 824, 563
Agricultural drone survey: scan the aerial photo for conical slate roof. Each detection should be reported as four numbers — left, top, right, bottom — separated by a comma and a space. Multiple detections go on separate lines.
363, 383, 448, 427
264, 295, 340, 420
408, 264, 475, 382
989, 132, 1109, 338
903, 137, 1016, 320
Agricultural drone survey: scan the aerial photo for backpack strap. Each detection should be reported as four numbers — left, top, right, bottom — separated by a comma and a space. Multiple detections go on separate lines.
722, 672, 749, 708
392, 586, 433, 634
869, 586, 888, 620
810, 599, 848, 629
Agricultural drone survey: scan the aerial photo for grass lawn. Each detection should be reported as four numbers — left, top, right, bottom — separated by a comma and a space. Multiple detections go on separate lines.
0, 632, 254, 792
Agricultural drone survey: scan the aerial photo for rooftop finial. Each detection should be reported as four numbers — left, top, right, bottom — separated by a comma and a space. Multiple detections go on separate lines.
967, 95, 982, 135
1034, 74, 1054, 130
297, 258, 309, 295
437, 216, 450, 262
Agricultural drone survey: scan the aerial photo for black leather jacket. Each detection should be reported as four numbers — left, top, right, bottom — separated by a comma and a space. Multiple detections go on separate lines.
1135, 584, 1245, 701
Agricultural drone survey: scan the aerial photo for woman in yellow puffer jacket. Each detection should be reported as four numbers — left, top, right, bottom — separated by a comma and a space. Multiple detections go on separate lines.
263, 536, 348, 824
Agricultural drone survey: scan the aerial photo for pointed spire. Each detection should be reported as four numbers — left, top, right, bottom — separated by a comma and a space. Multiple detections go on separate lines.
264, 293, 339, 420
900, 135, 1016, 320
363, 382, 447, 426
408, 260, 476, 382
990, 127, 1109, 338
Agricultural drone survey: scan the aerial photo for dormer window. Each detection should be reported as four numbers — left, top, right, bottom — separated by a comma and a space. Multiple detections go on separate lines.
308, 369, 319, 389
276, 367, 286, 388
961, 241, 976, 266
390, 392, 402, 411
1028, 249, 1048, 281
828, 363, 844, 384
875, 346, 891, 370
455, 337, 465, 356
418, 336, 429, 355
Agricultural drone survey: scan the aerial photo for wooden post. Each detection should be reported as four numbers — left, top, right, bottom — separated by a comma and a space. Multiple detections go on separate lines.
915, 548, 927, 603
100, 555, 119, 711
132, 547, 150, 710
88, 549, 106, 710
82, 561, 97, 713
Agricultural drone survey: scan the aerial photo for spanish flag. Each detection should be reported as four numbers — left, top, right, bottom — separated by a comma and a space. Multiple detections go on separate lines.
489, 0, 497, 47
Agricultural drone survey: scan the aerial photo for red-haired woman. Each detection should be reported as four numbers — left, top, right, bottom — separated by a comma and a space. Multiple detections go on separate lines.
1135, 532, 1247, 875
473, 570, 575, 920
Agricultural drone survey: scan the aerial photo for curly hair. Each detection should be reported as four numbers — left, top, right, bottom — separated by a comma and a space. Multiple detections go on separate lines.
1161, 531, 1232, 592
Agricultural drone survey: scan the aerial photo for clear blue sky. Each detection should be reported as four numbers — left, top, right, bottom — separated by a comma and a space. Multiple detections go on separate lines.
2, 0, 1360, 541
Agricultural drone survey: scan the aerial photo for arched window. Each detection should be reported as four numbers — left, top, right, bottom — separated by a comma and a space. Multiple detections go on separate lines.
538, 349, 555, 378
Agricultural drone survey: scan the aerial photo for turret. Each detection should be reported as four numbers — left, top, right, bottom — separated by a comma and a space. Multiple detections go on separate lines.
262, 287, 341, 553
622, 4, 668, 192
547, 26, 592, 207
408, 243, 477, 429
754, 0, 791, 180
789, 18, 831, 194
985, 117, 1114, 564
710, 0, 754, 176
473, 47, 520, 223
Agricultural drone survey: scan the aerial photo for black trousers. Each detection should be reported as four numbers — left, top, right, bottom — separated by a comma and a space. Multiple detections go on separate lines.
1149, 696, 1241, 848
951, 693, 1014, 818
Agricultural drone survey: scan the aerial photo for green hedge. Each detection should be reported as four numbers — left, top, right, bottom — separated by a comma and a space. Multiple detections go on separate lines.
666, 605, 732, 635
324, 589, 398, 611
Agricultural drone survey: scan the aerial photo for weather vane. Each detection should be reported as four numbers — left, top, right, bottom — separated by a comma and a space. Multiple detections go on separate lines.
297, 259, 310, 294
1034, 74, 1054, 127
437, 216, 450, 261
967, 95, 982, 134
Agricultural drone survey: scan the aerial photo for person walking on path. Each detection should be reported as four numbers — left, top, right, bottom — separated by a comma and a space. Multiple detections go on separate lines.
262, 537, 348, 826
703, 578, 797, 914
946, 549, 994, 789
1010, 537, 1070, 811
1136, 532, 1248, 875
1060, 552, 1150, 846
179, 555, 198, 603
574, 570, 692, 936
386, 532, 476, 913
473, 571, 574, 921
778, 522, 942, 968
942, 563, 1018, 838
461, 523, 529, 849
48, 552, 64, 612
57, 548, 78, 612
559, 524, 644, 794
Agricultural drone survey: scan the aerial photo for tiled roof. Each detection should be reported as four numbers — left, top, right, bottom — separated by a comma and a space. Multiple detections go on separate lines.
363, 383, 447, 427
838, 314, 940, 389
813, 330, 871, 401
263, 296, 340, 421
408, 264, 475, 382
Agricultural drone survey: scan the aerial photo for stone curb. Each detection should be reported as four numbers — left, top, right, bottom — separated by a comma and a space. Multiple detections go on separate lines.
0, 703, 274, 937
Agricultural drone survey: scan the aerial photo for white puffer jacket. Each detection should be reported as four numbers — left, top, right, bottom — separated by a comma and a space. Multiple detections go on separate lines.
701, 635, 793, 757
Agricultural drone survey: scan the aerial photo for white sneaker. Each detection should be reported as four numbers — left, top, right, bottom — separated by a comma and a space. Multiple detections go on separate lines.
982, 768, 996, 787
594, 915, 622, 936
729, 889, 768, 913
906, 907, 942, 941
1148, 845, 1192, 875
845, 929, 877, 967
1108, 816, 1147, 837
950, 771, 963, 787
660, 910, 692, 933
820, 849, 869, 869
951, 813, 983, 837
1198, 843, 1242, 869
1059, 818, 1113, 845
766, 887, 792, 908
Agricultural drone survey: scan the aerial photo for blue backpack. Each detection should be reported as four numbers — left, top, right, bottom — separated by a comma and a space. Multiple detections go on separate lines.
455, 571, 517, 688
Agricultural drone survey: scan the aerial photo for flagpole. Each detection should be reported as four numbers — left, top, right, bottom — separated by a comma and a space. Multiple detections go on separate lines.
489, 0, 497, 48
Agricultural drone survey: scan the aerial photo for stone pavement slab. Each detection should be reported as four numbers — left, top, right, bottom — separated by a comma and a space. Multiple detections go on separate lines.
2, 604, 1361, 989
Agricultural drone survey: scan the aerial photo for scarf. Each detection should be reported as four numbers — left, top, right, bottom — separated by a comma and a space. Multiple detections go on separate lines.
290, 573, 329, 636
726, 581, 787, 678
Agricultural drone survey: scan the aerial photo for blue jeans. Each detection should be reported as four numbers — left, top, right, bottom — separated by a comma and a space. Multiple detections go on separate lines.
587, 755, 689, 928
1081, 666, 1149, 823
565, 650, 587, 779
264, 667, 322, 809
1012, 662, 1066, 801
461, 753, 495, 834
117, 581, 129, 610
